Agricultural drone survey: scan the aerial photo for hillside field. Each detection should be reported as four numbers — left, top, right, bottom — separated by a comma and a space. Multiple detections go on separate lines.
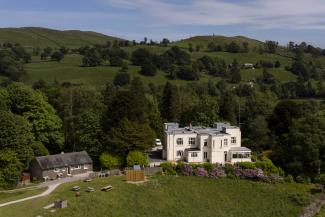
0, 27, 120, 48
0, 176, 315, 217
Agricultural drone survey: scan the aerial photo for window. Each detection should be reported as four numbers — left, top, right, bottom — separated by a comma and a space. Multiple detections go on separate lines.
224, 139, 228, 147
220, 139, 223, 148
176, 138, 183, 145
232, 153, 250, 159
189, 137, 196, 145
191, 152, 198, 157
54, 168, 60, 172
213, 140, 215, 149
84, 165, 88, 170
72, 165, 81, 170
231, 137, 236, 144
204, 152, 208, 159
177, 151, 184, 157
204, 139, 208, 147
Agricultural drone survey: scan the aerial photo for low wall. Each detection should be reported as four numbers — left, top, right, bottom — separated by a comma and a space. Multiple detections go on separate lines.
299, 194, 325, 217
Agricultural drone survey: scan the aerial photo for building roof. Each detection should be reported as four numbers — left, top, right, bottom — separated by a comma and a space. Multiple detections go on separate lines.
34, 151, 92, 170
229, 147, 251, 152
165, 122, 239, 135
185, 148, 200, 152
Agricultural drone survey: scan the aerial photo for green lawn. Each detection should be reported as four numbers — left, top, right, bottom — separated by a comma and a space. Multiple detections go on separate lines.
0, 187, 46, 204
0, 176, 314, 217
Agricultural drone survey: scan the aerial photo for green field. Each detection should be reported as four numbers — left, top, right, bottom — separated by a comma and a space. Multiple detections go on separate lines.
0, 27, 120, 48
0, 176, 315, 217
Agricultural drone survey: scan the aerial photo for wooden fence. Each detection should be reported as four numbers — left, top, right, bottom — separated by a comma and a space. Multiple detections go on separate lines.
125, 170, 145, 182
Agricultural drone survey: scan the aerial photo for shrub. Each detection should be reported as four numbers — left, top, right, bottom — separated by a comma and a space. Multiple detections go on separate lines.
195, 167, 208, 177
255, 160, 280, 175
126, 150, 148, 167
139, 63, 157, 76
296, 175, 311, 184
224, 163, 234, 175
181, 164, 193, 176
233, 167, 264, 180
201, 163, 214, 172
236, 162, 256, 169
113, 72, 130, 86
209, 167, 226, 179
176, 161, 185, 174
319, 174, 325, 186
161, 162, 176, 175
99, 153, 123, 169
284, 175, 295, 183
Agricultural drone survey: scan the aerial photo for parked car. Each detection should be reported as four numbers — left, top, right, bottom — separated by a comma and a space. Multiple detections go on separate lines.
155, 139, 162, 146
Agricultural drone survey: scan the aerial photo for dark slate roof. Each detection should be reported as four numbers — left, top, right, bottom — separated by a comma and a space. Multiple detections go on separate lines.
35, 151, 92, 170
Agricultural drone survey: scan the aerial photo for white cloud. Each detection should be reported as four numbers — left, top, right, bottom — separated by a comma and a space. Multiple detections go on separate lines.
105, 0, 325, 29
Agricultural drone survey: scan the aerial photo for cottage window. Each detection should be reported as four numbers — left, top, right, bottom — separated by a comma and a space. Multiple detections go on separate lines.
231, 137, 236, 144
72, 165, 81, 170
176, 138, 183, 145
189, 137, 196, 145
191, 152, 198, 157
177, 151, 184, 157
204, 139, 208, 147
224, 139, 228, 147
84, 165, 88, 170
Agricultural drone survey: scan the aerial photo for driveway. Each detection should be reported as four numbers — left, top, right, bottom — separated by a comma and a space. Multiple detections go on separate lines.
0, 172, 92, 208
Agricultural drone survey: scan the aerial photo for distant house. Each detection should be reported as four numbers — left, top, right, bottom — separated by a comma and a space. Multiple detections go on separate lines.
163, 123, 251, 164
30, 151, 93, 181
242, 63, 255, 69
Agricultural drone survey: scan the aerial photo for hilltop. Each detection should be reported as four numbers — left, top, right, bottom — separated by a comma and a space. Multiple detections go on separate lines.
173, 35, 264, 50
0, 27, 122, 48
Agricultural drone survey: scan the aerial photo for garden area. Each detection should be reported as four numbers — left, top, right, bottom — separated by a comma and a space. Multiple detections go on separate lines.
0, 175, 315, 217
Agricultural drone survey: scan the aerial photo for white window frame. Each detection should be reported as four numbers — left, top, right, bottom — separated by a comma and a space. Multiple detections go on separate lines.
189, 137, 196, 145
191, 152, 198, 157
231, 137, 236, 144
204, 139, 208, 147
72, 165, 81, 170
224, 139, 228, 147
176, 151, 184, 157
84, 165, 88, 170
176, 138, 183, 145
204, 152, 208, 159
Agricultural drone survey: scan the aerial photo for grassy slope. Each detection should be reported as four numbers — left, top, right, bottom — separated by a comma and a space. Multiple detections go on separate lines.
0, 27, 120, 48
0, 176, 313, 217
0, 187, 46, 204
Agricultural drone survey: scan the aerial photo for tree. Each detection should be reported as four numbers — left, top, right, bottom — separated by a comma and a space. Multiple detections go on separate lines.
139, 63, 157, 76
261, 67, 275, 84
0, 150, 23, 188
75, 110, 104, 159
51, 51, 64, 62
82, 48, 103, 67
131, 48, 153, 66
161, 82, 181, 121
0, 50, 26, 81
7, 83, 64, 153
226, 41, 241, 53
265, 41, 278, 53
176, 65, 200, 81
105, 118, 156, 155
113, 72, 130, 86
242, 42, 249, 52
127, 150, 149, 167
188, 43, 194, 53
246, 116, 271, 152
100, 152, 123, 169
160, 38, 170, 47
219, 91, 238, 124
230, 59, 241, 83
0, 110, 35, 167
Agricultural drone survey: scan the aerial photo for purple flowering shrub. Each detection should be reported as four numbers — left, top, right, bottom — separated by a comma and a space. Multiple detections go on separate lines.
233, 167, 282, 183
195, 167, 208, 177
209, 167, 226, 179
181, 164, 193, 176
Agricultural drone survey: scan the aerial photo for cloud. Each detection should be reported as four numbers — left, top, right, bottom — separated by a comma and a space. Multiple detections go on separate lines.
105, 0, 325, 30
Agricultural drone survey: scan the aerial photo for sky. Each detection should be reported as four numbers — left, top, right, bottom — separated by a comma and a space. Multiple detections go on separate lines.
1, 0, 325, 47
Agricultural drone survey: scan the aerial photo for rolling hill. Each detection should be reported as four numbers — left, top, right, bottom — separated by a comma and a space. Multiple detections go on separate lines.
0, 27, 122, 48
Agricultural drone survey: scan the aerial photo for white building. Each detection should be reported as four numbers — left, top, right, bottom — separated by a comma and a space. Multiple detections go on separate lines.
163, 122, 251, 164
